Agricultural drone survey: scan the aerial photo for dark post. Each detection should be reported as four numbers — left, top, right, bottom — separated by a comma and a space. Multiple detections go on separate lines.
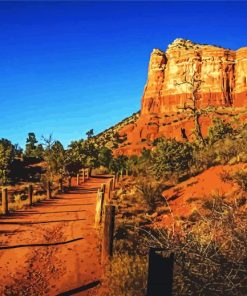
100, 184, 106, 194
82, 169, 85, 182
113, 174, 117, 189
146, 248, 174, 296
2, 188, 8, 215
107, 180, 113, 201
28, 184, 33, 206
76, 173, 79, 186
101, 205, 115, 264
68, 176, 72, 188
47, 181, 52, 199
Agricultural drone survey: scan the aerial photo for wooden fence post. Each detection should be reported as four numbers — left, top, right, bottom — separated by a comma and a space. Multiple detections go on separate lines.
101, 204, 115, 264
85, 169, 89, 180
113, 174, 117, 189
28, 184, 33, 206
2, 188, 8, 215
100, 184, 106, 194
107, 180, 113, 201
59, 178, 63, 192
76, 173, 80, 186
82, 169, 85, 182
47, 181, 52, 199
95, 189, 104, 227
146, 248, 174, 296
68, 176, 72, 188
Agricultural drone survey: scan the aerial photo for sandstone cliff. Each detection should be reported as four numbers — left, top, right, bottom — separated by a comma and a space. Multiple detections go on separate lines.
112, 39, 247, 155
141, 38, 247, 114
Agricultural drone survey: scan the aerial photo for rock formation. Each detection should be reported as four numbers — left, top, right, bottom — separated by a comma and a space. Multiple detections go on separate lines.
115, 39, 247, 156
141, 38, 247, 114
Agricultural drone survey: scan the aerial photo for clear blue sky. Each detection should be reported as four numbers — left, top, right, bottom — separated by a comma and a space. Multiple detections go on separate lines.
0, 1, 246, 148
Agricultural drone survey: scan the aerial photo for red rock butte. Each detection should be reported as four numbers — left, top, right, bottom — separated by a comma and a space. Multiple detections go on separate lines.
115, 39, 247, 156
141, 38, 247, 114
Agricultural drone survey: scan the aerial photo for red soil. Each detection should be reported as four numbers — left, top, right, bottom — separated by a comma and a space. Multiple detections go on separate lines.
0, 177, 109, 295
157, 163, 247, 228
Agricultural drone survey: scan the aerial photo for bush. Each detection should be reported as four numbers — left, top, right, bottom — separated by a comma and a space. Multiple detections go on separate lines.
136, 179, 165, 212
208, 118, 233, 145
221, 169, 247, 192
151, 138, 193, 179
102, 253, 147, 296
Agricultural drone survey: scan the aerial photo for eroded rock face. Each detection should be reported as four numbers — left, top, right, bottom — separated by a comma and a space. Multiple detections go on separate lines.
115, 39, 247, 156
141, 39, 247, 114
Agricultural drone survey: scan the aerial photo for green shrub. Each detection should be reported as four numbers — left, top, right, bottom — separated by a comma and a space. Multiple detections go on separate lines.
136, 179, 165, 212
208, 118, 233, 145
151, 138, 193, 178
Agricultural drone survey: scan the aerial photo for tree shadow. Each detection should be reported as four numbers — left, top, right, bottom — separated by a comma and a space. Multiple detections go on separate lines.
57, 280, 101, 296
0, 218, 86, 225
0, 237, 83, 250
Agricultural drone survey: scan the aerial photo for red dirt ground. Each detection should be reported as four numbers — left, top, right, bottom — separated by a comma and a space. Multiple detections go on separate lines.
157, 163, 247, 228
0, 176, 109, 295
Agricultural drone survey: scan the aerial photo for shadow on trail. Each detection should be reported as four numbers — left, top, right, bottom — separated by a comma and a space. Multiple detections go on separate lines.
0, 237, 84, 250
27, 210, 86, 215
57, 280, 101, 296
0, 218, 85, 225
54, 203, 94, 207
91, 175, 112, 179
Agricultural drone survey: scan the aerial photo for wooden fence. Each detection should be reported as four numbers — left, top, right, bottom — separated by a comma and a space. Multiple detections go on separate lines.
93, 174, 174, 295
76, 168, 90, 186
1, 169, 174, 295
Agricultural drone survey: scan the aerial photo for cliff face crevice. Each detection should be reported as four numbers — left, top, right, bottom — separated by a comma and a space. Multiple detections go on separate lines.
141, 39, 247, 114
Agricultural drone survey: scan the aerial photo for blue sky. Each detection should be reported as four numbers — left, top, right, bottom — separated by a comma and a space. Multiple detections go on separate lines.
0, 1, 246, 148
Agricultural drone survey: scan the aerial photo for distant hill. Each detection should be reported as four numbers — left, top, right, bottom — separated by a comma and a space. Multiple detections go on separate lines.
92, 111, 140, 150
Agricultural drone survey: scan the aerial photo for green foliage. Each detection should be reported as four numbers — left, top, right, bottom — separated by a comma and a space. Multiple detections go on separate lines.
208, 118, 233, 145
0, 138, 15, 185
222, 169, 247, 192
25, 132, 43, 159
67, 139, 100, 172
136, 179, 165, 212
110, 155, 128, 173
151, 138, 193, 178
42, 136, 66, 181
86, 128, 94, 139
98, 147, 113, 168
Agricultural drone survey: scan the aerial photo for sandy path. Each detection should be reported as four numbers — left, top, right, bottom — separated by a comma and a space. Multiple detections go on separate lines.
0, 176, 108, 296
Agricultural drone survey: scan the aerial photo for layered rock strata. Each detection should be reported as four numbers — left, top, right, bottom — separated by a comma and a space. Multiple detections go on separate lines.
141, 39, 247, 114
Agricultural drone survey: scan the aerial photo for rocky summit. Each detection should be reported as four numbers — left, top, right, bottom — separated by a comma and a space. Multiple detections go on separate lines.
113, 39, 247, 155
141, 38, 247, 114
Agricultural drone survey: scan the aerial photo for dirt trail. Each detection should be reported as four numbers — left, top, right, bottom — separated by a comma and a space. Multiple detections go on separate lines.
0, 176, 108, 296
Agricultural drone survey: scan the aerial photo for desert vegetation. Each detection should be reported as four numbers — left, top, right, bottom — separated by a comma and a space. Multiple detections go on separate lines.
96, 118, 247, 296
1, 115, 247, 295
